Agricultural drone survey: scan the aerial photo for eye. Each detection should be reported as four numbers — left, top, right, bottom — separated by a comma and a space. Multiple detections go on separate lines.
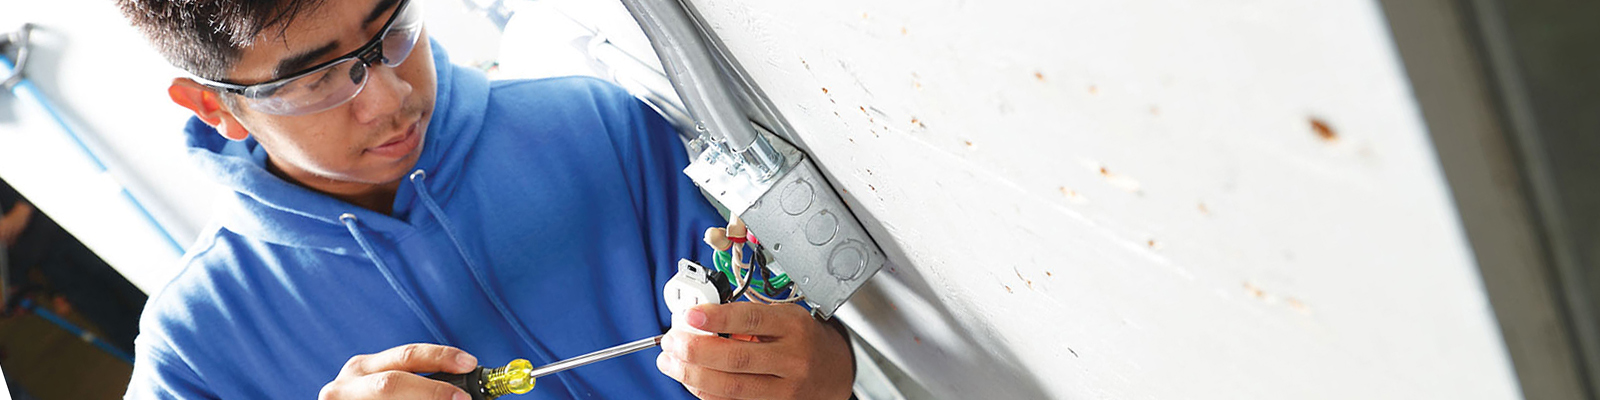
303, 68, 338, 90
251, 84, 280, 98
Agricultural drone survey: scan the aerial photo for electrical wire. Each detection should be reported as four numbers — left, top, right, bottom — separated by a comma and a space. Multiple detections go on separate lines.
724, 242, 754, 303
709, 224, 802, 305
735, 243, 804, 304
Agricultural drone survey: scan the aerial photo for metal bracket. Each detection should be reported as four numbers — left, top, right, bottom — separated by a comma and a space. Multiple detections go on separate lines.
0, 23, 32, 90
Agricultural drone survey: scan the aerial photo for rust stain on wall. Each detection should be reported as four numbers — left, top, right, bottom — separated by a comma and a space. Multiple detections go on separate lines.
1311, 117, 1338, 142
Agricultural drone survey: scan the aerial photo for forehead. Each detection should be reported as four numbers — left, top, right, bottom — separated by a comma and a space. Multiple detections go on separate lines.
228, 0, 391, 83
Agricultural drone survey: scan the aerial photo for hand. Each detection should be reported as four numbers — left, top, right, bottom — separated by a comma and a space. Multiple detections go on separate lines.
0, 201, 32, 247
658, 303, 854, 400
318, 343, 477, 400
0, 222, 20, 247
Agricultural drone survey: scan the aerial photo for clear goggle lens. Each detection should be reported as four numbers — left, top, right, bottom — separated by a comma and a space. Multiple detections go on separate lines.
235, 1, 424, 116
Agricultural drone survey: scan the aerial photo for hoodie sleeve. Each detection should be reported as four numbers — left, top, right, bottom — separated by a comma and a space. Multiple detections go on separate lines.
581, 79, 727, 330
124, 338, 218, 400
124, 250, 222, 400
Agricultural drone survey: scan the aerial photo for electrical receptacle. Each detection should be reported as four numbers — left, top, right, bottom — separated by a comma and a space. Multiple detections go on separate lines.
664, 259, 721, 336
664, 259, 721, 314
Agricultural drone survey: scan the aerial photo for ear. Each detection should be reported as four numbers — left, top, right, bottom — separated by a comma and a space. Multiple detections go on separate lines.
168, 78, 251, 141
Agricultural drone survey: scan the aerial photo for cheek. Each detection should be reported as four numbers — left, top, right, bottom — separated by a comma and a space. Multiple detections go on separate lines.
402, 41, 436, 106
258, 122, 364, 169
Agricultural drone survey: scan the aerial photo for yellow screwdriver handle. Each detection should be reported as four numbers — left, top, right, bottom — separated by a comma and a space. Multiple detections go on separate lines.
426, 358, 535, 400
484, 359, 536, 397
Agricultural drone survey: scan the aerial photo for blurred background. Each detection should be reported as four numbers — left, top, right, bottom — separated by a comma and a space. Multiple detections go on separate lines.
2, 0, 1598, 399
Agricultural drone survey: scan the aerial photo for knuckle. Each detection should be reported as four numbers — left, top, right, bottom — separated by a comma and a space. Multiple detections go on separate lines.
720, 379, 749, 398
727, 348, 754, 371
370, 371, 405, 395
397, 344, 424, 366
744, 309, 765, 332
317, 382, 339, 400
679, 363, 701, 386
682, 335, 720, 364
341, 355, 367, 375
677, 336, 704, 363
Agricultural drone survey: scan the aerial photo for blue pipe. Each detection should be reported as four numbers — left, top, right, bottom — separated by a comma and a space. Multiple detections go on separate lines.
18, 298, 134, 365
0, 55, 185, 256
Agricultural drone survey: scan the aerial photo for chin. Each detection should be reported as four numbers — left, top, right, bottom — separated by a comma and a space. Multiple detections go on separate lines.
380, 159, 423, 184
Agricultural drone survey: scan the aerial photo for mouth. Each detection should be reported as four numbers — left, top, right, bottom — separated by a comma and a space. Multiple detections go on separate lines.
365, 119, 423, 159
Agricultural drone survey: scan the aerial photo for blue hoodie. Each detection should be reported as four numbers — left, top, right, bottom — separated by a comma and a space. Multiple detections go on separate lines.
125, 41, 721, 399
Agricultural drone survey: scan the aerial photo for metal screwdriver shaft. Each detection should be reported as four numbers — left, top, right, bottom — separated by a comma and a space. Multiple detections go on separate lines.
529, 334, 664, 379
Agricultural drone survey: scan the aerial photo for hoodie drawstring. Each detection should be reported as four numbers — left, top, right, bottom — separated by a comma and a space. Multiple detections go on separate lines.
340, 213, 450, 344
406, 170, 550, 361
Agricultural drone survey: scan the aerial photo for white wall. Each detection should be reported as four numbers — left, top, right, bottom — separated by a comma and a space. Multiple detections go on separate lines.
678, 0, 1522, 398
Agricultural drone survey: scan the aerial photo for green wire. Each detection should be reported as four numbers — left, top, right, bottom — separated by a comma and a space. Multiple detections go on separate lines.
713, 251, 737, 279
713, 249, 792, 295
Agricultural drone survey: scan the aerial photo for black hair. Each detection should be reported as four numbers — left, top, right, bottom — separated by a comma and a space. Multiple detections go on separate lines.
115, 0, 329, 81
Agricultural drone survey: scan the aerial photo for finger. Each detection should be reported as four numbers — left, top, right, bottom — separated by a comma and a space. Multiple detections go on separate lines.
686, 302, 809, 337
681, 385, 738, 400
342, 343, 477, 376
658, 352, 782, 400
661, 329, 799, 375
658, 353, 708, 391
319, 370, 470, 400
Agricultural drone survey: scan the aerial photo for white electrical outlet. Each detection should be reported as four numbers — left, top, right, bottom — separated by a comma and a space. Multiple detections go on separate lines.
665, 259, 721, 313
665, 259, 721, 335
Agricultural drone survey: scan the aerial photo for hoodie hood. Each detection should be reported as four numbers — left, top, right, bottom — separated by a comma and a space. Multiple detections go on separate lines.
184, 39, 490, 253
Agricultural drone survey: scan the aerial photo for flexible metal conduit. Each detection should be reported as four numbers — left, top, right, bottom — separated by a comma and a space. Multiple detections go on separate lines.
616, 0, 752, 148
618, 0, 783, 178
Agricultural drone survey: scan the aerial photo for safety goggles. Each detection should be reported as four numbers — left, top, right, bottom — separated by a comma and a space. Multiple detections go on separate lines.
192, 0, 424, 116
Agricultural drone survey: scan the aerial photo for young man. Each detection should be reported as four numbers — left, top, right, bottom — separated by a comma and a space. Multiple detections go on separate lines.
115, 0, 854, 398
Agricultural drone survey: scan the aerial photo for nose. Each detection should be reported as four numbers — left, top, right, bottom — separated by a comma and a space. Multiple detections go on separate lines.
348, 62, 412, 125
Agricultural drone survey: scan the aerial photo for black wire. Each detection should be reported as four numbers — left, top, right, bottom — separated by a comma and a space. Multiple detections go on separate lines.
725, 245, 754, 302
754, 250, 772, 294
759, 248, 795, 294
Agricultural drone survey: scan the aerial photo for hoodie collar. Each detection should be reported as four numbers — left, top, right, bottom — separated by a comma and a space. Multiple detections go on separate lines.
185, 39, 491, 253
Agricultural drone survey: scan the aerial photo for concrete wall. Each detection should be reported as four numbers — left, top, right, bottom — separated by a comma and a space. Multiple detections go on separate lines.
678, 0, 1522, 398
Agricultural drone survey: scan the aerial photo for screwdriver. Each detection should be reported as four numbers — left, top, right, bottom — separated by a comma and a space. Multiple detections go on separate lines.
428, 334, 665, 400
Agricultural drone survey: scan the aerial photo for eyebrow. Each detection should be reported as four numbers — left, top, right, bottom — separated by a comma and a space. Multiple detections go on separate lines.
271, 0, 401, 78
364, 0, 402, 26
273, 41, 340, 78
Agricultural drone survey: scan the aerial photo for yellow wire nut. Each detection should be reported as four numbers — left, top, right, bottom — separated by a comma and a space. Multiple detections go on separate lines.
483, 358, 535, 398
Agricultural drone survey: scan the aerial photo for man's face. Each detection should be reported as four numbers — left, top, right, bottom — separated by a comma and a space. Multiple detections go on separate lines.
224, 0, 436, 190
